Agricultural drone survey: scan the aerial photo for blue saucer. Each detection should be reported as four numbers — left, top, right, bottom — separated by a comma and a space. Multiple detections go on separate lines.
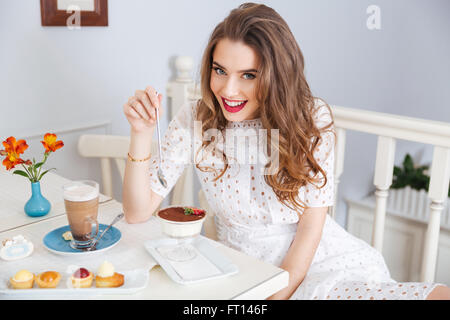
43, 224, 122, 255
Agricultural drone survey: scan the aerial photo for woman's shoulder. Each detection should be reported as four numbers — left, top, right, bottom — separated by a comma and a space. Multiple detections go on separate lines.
312, 97, 333, 130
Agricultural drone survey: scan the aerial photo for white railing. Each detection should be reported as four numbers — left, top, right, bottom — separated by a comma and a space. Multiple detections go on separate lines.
167, 56, 450, 283
332, 107, 450, 282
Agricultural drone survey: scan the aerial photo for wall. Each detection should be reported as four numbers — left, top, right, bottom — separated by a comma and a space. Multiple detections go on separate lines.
1, 0, 449, 227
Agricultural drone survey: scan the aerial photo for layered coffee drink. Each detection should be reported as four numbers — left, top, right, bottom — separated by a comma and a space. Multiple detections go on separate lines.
63, 181, 99, 249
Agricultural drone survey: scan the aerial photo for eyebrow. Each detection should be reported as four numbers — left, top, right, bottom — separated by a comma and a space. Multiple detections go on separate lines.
212, 61, 258, 73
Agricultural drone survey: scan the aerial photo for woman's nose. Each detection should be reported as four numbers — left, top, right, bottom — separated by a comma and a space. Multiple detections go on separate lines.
222, 77, 240, 97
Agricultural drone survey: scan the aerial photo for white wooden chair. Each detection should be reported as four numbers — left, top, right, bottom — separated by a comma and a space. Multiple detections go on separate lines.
77, 134, 131, 198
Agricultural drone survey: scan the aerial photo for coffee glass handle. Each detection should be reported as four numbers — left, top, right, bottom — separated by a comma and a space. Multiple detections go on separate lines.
85, 216, 99, 240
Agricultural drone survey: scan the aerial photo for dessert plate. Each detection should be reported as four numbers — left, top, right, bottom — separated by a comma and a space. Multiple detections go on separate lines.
144, 236, 239, 285
43, 224, 121, 256
0, 268, 149, 297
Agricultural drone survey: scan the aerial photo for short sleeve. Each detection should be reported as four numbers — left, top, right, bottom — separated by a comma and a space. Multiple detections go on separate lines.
148, 101, 196, 198
300, 99, 335, 208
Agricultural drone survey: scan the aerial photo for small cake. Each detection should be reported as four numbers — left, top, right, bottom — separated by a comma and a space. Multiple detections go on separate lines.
10, 270, 35, 289
95, 261, 124, 288
156, 206, 207, 238
71, 267, 93, 288
36, 271, 61, 288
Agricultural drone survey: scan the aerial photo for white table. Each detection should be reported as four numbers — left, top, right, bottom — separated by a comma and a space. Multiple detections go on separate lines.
0, 170, 288, 300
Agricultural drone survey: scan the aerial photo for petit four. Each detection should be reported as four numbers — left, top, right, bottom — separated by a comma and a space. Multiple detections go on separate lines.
36, 271, 61, 288
9, 269, 35, 289
71, 267, 93, 288
95, 261, 124, 288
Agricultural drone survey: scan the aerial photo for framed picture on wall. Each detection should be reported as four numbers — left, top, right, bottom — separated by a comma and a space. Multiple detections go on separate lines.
40, 0, 108, 27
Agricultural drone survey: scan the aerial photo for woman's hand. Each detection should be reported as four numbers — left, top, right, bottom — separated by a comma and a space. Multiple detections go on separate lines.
123, 86, 163, 134
267, 207, 327, 300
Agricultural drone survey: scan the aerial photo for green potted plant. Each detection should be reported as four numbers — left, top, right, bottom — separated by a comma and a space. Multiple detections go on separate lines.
392, 153, 449, 197
388, 153, 450, 222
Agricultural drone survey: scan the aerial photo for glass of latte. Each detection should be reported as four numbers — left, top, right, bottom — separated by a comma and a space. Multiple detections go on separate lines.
62, 180, 99, 250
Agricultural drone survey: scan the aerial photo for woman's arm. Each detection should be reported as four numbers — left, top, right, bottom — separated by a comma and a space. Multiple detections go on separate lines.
267, 206, 328, 300
122, 86, 164, 224
122, 129, 163, 224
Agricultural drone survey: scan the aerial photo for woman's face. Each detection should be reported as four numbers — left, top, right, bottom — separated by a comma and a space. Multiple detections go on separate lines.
210, 38, 261, 121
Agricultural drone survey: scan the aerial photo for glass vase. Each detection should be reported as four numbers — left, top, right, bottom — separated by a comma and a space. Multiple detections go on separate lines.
24, 181, 51, 217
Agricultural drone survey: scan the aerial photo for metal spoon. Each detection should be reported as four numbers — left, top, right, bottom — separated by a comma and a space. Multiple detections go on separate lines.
86, 212, 124, 251
155, 91, 168, 188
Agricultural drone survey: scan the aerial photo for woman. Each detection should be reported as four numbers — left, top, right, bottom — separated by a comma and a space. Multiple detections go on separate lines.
122, 3, 450, 300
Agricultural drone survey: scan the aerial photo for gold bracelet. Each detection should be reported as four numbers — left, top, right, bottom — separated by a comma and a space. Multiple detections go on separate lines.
127, 152, 151, 162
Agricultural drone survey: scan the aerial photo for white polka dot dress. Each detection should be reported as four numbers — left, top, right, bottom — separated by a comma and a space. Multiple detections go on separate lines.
148, 99, 442, 300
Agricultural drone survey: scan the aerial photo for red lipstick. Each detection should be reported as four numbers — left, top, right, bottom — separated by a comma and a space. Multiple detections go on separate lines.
221, 97, 248, 113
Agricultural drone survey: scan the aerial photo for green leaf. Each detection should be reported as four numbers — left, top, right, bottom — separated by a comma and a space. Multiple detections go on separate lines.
38, 168, 56, 181
393, 166, 402, 176
392, 154, 435, 193
30, 164, 35, 178
403, 154, 414, 173
13, 170, 31, 179
34, 162, 44, 169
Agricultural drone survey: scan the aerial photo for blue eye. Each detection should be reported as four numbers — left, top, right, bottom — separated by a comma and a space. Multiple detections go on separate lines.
243, 73, 256, 80
212, 66, 256, 80
213, 67, 226, 75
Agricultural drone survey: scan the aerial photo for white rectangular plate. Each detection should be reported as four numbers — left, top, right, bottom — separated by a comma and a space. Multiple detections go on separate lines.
0, 268, 149, 297
144, 236, 239, 285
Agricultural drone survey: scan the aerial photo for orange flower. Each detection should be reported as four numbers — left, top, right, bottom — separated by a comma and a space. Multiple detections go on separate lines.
41, 133, 64, 153
1, 136, 29, 170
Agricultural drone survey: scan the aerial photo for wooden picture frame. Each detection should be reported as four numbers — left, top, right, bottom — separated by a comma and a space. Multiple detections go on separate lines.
40, 0, 108, 27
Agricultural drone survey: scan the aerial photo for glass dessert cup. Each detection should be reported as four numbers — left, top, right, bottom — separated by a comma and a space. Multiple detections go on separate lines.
164, 236, 198, 262
156, 207, 207, 262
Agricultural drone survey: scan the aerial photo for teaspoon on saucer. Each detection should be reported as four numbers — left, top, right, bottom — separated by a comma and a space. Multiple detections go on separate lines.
86, 212, 124, 251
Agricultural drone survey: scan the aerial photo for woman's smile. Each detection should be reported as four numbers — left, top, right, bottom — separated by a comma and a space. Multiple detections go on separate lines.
221, 97, 248, 113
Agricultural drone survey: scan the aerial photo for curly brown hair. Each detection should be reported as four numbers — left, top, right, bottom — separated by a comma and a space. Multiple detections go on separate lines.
195, 3, 334, 214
